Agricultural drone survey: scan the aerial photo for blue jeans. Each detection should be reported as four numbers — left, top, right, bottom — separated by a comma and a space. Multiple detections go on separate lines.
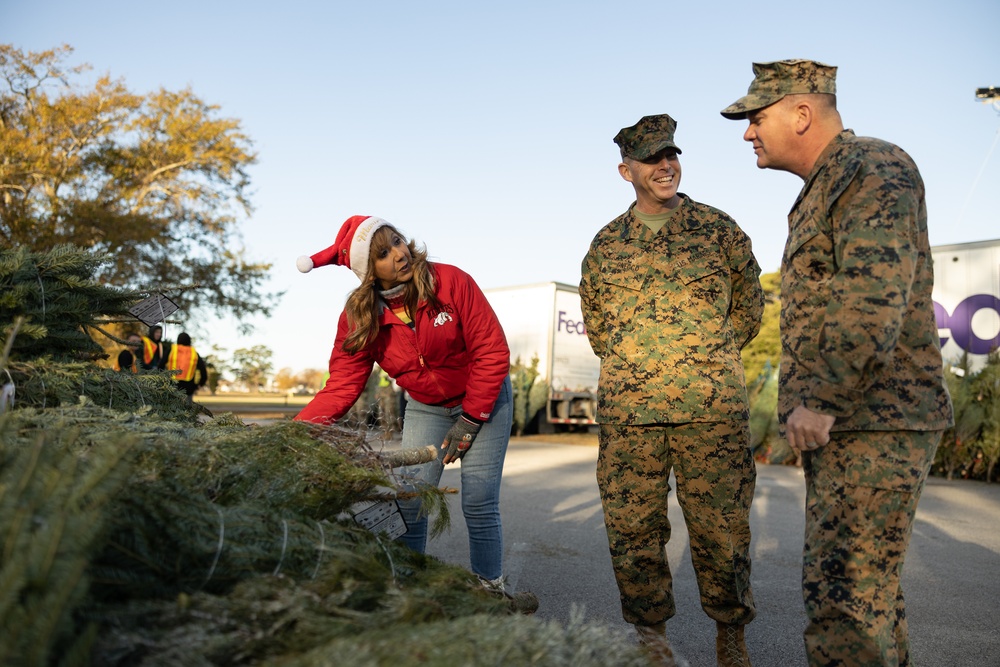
396, 375, 512, 580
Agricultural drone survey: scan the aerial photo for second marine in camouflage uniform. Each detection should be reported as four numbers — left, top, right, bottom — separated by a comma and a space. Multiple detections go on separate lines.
580, 113, 764, 664
722, 60, 954, 666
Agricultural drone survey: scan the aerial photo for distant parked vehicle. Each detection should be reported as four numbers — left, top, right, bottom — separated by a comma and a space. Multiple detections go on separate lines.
932, 238, 1000, 372
485, 282, 599, 430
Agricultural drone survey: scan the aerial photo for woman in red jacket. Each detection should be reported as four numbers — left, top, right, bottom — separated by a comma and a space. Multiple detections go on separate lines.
295, 215, 514, 593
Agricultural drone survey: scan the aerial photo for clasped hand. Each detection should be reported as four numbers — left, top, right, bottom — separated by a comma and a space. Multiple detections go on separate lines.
786, 404, 835, 453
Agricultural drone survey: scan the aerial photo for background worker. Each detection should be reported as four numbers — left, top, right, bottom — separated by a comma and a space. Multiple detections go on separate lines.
114, 333, 143, 372
721, 59, 954, 666
166, 332, 207, 399
114, 348, 136, 373
580, 113, 764, 666
139, 324, 169, 370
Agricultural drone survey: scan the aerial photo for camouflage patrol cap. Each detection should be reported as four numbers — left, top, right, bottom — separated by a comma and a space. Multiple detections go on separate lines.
613, 114, 682, 160
720, 59, 837, 120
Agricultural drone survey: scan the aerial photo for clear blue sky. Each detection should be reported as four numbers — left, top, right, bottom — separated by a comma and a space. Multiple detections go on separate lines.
6, 0, 1000, 374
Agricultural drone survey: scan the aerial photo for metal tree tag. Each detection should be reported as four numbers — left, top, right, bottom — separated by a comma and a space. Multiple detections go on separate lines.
129, 293, 180, 327
348, 499, 408, 540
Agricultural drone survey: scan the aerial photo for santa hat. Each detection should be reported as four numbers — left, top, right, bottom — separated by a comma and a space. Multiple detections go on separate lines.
296, 215, 390, 282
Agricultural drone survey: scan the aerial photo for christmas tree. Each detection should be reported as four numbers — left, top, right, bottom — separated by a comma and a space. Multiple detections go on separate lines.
0, 245, 647, 666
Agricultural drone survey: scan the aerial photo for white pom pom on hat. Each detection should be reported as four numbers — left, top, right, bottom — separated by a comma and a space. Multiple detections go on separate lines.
296, 215, 390, 282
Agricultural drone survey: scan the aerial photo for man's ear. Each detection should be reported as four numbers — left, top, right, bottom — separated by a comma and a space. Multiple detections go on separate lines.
793, 100, 814, 135
618, 161, 633, 183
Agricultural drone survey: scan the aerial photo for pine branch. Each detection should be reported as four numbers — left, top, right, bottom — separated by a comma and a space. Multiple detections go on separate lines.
0, 416, 135, 665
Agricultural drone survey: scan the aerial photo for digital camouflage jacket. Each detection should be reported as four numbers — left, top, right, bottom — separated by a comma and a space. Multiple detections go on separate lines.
779, 130, 953, 432
580, 195, 764, 424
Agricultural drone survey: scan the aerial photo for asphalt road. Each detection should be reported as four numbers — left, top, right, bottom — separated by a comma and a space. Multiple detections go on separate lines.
409, 436, 1000, 667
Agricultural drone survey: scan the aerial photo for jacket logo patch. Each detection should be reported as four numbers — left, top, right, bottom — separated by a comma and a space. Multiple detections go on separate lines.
433, 312, 453, 327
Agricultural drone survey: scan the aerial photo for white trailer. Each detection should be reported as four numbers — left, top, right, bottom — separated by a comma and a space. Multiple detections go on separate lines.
932, 238, 1000, 371
484, 282, 599, 428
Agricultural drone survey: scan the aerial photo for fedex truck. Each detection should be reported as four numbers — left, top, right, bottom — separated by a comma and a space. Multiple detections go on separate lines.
932, 238, 1000, 372
484, 282, 599, 429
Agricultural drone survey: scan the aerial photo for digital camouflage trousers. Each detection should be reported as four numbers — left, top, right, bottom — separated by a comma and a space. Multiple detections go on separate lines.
596, 421, 757, 627
801, 429, 941, 667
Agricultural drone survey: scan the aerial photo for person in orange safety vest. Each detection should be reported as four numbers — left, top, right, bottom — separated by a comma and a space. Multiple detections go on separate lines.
114, 333, 143, 373
165, 332, 208, 399
139, 325, 170, 370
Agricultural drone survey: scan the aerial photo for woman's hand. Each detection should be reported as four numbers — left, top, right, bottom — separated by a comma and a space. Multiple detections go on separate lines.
442, 415, 482, 464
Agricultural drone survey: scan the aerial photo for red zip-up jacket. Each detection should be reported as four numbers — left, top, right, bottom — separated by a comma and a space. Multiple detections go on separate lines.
295, 263, 510, 425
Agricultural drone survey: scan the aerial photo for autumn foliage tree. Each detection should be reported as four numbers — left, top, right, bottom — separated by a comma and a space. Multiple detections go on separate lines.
231, 345, 275, 392
272, 367, 327, 393
0, 43, 278, 329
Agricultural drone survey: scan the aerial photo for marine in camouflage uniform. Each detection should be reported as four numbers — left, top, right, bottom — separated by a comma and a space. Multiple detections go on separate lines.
579, 113, 764, 665
722, 60, 954, 667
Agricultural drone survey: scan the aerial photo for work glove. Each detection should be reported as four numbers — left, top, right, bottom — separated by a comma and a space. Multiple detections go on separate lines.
442, 414, 483, 462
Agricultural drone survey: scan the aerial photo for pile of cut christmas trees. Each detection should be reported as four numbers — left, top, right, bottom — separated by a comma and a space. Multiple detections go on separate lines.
0, 246, 652, 667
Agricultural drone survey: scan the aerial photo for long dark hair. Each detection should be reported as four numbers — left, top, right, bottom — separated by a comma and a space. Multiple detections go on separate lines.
342, 225, 442, 353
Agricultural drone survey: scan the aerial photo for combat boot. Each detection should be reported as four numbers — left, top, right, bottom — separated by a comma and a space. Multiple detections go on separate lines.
715, 621, 751, 667
634, 622, 677, 667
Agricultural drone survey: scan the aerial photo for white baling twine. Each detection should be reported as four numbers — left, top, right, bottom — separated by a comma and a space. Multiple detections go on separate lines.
36, 274, 48, 408
373, 532, 397, 585
158, 297, 167, 340
1, 369, 14, 414
36, 274, 46, 322
272, 519, 289, 576
111, 372, 147, 409
201, 515, 329, 583
132, 373, 146, 408
311, 521, 326, 580
203, 507, 226, 586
